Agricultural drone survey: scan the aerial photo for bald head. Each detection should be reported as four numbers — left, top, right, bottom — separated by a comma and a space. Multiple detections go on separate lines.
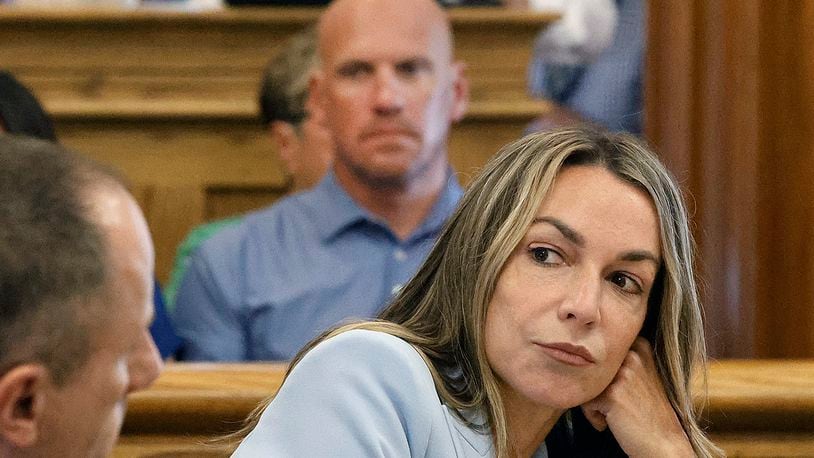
310, 0, 468, 196
318, 0, 454, 67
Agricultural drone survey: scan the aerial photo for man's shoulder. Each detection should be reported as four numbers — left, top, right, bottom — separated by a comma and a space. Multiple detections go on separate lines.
246, 187, 331, 232
195, 190, 323, 257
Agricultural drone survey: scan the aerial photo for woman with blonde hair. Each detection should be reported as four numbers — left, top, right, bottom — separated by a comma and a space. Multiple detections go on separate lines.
233, 127, 721, 457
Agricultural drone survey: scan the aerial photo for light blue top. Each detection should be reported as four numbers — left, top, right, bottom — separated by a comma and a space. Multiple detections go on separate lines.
172, 171, 462, 361
233, 329, 548, 458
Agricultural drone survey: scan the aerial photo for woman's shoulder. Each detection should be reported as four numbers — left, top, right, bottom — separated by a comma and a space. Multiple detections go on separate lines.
235, 328, 445, 457
309, 328, 424, 360
291, 328, 437, 398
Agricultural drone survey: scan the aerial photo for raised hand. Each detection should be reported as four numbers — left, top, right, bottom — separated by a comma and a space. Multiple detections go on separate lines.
580, 337, 695, 457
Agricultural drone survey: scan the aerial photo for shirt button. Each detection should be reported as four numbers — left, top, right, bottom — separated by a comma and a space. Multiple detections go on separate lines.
393, 249, 407, 262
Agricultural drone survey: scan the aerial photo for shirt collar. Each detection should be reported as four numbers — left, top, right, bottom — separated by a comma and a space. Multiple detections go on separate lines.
312, 171, 371, 243
409, 169, 463, 241
314, 169, 463, 243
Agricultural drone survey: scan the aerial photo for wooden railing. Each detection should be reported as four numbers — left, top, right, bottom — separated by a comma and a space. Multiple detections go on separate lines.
114, 360, 814, 457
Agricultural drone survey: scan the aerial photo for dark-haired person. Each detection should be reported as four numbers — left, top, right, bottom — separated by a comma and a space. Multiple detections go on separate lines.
0, 70, 56, 141
232, 127, 722, 457
0, 136, 162, 456
0, 69, 181, 360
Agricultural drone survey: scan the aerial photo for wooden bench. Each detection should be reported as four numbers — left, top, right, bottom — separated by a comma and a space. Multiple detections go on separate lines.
114, 359, 814, 457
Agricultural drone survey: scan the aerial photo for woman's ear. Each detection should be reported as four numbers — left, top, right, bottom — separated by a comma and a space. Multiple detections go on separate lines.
0, 364, 48, 448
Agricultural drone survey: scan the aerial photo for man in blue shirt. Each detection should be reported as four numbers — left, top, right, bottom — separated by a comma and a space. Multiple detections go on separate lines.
172, 0, 470, 361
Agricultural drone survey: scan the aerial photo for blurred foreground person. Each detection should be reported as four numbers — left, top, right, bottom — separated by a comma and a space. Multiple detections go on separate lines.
0, 136, 162, 457
0, 69, 181, 360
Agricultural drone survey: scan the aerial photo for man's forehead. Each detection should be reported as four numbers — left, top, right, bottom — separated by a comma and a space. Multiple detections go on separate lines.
318, 0, 451, 65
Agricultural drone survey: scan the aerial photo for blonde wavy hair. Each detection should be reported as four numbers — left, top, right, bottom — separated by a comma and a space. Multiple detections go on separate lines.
230, 127, 721, 457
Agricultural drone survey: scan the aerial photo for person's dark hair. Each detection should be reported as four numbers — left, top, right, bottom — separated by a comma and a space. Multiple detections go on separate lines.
0, 71, 57, 142
0, 135, 124, 385
258, 28, 319, 126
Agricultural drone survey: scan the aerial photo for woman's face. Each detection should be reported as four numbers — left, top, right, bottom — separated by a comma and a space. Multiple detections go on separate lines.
484, 165, 661, 410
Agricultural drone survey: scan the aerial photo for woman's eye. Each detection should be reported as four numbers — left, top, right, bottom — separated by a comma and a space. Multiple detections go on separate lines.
529, 247, 564, 266
609, 272, 643, 294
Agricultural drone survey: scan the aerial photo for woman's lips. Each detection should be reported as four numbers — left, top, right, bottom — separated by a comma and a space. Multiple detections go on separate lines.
536, 342, 596, 366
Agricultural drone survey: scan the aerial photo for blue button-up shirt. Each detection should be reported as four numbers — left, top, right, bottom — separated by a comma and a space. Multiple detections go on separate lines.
172, 171, 463, 361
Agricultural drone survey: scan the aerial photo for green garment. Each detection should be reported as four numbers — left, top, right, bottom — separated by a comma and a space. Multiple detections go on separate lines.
163, 216, 243, 312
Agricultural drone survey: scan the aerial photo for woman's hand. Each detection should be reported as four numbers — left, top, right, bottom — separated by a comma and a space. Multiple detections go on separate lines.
580, 337, 695, 457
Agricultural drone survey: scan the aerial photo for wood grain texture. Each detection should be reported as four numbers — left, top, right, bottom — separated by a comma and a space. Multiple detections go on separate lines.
123, 363, 287, 436
0, 7, 558, 108
646, 1, 814, 358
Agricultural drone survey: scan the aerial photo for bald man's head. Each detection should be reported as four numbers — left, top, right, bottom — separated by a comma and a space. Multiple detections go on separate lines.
311, 0, 468, 192
318, 0, 454, 67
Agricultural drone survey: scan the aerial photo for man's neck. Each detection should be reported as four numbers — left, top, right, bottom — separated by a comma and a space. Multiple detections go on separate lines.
334, 161, 450, 241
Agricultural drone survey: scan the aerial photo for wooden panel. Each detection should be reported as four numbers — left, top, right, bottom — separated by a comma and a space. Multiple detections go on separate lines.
753, 1, 814, 358
123, 363, 287, 436
711, 434, 814, 458
134, 185, 206, 283
646, 1, 814, 358
0, 8, 558, 109
113, 435, 225, 458
115, 360, 814, 457
204, 185, 288, 221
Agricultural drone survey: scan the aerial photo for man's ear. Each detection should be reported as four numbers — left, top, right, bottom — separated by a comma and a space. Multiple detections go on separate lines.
0, 364, 48, 448
449, 61, 470, 124
269, 121, 300, 177
308, 71, 329, 128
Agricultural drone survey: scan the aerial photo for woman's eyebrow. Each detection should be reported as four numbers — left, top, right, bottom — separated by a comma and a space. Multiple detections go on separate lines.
532, 217, 661, 267
620, 250, 661, 267
532, 216, 585, 247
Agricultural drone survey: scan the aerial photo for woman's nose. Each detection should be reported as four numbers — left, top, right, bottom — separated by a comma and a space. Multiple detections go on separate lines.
557, 274, 602, 326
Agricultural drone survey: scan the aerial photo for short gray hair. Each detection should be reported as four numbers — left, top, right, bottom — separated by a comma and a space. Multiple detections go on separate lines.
0, 135, 124, 385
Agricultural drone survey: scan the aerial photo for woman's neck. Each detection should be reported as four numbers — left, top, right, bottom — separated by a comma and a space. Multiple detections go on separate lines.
501, 387, 565, 457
